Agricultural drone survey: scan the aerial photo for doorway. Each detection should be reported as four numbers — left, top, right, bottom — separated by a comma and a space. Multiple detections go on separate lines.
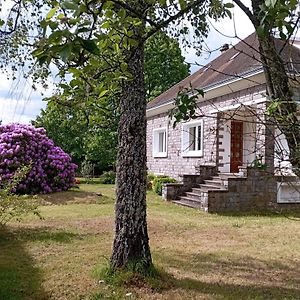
230, 121, 243, 173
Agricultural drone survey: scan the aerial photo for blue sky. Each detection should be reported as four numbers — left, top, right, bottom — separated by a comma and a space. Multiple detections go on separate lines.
0, 1, 254, 124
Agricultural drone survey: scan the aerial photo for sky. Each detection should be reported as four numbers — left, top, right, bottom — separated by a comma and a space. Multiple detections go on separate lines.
0, 1, 254, 125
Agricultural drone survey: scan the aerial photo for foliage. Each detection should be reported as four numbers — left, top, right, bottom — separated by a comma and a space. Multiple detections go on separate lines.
99, 171, 116, 184
80, 160, 94, 179
0, 165, 40, 226
145, 31, 190, 100
147, 173, 156, 182
33, 31, 189, 171
170, 86, 205, 127
147, 173, 156, 190
152, 176, 177, 195
33, 100, 118, 172
0, 123, 77, 194
256, 0, 299, 39
94, 263, 168, 290
250, 156, 268, 170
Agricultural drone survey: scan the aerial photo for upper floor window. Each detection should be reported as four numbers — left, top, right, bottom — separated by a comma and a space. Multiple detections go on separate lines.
153, 127, 167, 157
182, 120, 203, 157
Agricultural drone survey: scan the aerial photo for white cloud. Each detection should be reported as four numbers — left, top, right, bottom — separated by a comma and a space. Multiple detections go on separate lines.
0, 73, 52, 124
0, 96, 46, 124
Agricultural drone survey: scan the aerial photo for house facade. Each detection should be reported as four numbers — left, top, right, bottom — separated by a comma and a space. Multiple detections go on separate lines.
146, 33, 300, 212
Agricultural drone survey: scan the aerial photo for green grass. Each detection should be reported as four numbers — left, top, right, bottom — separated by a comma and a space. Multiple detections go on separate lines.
0, 184, 300, 299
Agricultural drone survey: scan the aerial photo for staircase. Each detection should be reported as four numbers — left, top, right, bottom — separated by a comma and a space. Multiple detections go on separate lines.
172, 174, 237, 211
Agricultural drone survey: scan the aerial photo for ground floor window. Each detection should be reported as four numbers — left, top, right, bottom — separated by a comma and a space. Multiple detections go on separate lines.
153, 127, 167, 157
182, 120, 203, 157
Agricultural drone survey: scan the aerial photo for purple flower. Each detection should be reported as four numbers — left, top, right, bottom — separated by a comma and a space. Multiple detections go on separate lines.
0, 123, 78, 194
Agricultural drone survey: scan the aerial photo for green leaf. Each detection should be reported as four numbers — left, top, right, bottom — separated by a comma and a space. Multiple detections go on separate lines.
224, 2, 234, 8
61, 1, 78, 10
68, 68, 81, 77
80, 39, 100, 56
99, 90, 108, 98
179, 0, 187, 9
59, 44, 72, 62
256, 25, 265, 38
46, 7, 57, 20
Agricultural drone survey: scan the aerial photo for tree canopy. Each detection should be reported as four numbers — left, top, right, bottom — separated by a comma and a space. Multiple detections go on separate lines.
33, 30, 190, 172
145, 31, 190, 99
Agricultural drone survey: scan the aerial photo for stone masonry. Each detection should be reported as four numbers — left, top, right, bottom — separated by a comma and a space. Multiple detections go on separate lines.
146, 85, 267, 179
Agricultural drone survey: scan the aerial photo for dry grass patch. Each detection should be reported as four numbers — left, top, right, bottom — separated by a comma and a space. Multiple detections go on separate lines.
1, 184, 300, 299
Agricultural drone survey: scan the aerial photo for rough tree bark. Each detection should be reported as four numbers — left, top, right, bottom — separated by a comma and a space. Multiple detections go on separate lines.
235, 0, 300, 176
110, 13, 152, 270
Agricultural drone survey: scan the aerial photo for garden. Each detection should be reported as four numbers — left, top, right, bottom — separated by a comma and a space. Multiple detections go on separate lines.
1, 123, 300, 300
1, 186, 300, 299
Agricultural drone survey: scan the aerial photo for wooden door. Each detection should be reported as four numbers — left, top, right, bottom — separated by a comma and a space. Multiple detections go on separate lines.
230, 121, 243, 173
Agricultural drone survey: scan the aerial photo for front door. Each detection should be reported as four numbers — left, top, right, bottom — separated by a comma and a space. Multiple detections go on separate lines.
230, 121, 243, 173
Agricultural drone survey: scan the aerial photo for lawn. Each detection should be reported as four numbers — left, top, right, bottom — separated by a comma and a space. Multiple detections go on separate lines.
0, 184, 300, 300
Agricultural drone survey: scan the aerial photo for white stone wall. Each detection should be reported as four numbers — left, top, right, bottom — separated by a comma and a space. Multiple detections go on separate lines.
146, 112, 217, 180
146, 85, 268, 180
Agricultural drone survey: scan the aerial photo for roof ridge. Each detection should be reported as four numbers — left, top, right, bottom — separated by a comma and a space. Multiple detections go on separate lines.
147, 32, 300, 111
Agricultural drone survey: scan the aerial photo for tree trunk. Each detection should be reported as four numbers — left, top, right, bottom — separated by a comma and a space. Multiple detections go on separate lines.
251, 0, 300, 177
110, 29, 152, 270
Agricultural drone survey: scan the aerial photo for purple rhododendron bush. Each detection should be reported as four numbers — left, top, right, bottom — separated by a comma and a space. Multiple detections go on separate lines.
0, 123, 77, 194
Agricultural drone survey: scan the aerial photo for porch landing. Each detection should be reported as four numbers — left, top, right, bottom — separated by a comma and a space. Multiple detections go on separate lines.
162, 167, 281, 213
172, 174, 239, 211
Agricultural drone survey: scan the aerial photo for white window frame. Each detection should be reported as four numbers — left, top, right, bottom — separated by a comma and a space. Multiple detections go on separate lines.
181, 120, 204, 157
153, 127, 168, 158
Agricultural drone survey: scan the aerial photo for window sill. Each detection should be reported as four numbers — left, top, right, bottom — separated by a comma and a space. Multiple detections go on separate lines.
153, 153, 168, 158
182, 151, 203, 157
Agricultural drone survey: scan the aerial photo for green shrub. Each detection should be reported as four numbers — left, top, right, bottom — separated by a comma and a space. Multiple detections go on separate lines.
146, 173, 156, 190
152, 176, 176, 195
147, 173, 156, 181
99, 171, 116, 184
80, 160, 94, 183
0, 166, 41, 226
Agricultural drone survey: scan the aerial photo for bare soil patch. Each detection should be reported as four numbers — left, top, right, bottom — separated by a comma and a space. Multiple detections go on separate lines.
38, 190, 106, 205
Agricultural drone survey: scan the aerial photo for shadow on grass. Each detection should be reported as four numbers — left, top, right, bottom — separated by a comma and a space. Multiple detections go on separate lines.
155, 251, 300, 299
13, 227, 85, 244
0, 227, 49, 300
175, 277, 300, 300
214, 210, 300, 219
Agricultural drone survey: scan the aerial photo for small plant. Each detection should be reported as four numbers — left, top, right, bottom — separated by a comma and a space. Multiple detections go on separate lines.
80, 160, 94, 183
146, 173, 156, 190
152, 176, 176, 195
251, 155, 267, 170
0, 166, 41, 226
99, 171, 116, 184
93, 263, 171, 291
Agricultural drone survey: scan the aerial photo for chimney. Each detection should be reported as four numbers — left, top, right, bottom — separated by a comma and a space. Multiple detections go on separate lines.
220, 43, 229, 52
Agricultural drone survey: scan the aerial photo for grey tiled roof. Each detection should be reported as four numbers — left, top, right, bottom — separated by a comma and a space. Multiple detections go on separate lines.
147, 33, 300, 110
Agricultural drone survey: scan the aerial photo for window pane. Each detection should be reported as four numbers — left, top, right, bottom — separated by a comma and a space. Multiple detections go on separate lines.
158, 132, 165, 152
197, 125, 202, 151
189, 126, 196, 151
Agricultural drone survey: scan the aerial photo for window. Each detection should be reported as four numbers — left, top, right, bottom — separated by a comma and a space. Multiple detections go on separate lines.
182, 120, 203, 157
153, 127, 167, 157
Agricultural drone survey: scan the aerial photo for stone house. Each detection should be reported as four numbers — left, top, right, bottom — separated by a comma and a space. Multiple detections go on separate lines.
146, 33, 300, 212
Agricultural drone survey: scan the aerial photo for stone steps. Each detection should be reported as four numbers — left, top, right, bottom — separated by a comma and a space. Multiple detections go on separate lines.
173, 175, 229, 211
173, 197, 208, 211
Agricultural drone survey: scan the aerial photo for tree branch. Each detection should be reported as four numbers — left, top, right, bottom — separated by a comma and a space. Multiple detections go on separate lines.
232, 0, 257, 27
143, 0, 207, 41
